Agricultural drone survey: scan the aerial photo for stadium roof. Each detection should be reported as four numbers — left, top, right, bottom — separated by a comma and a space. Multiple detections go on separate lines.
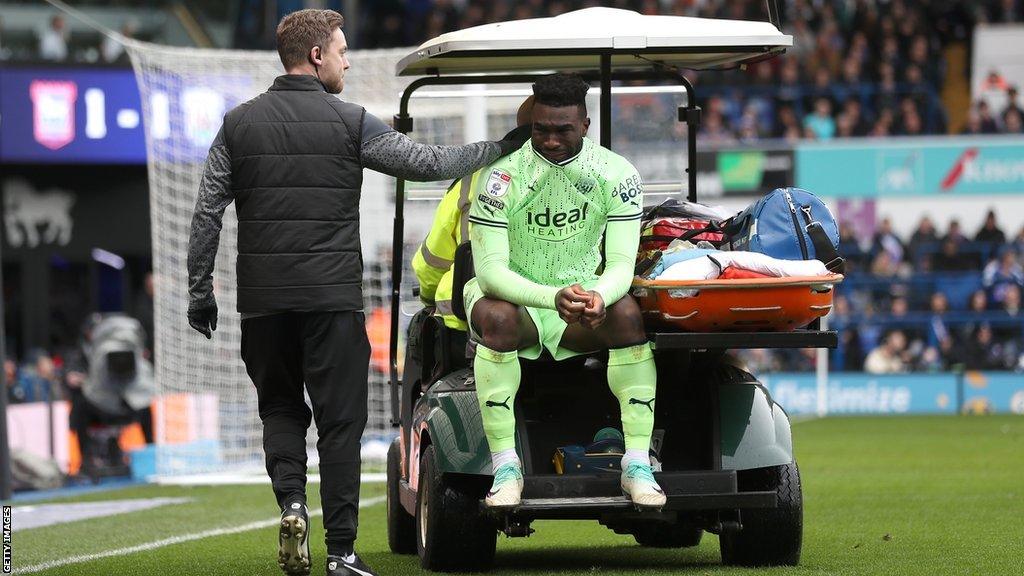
396, 7, 792, 77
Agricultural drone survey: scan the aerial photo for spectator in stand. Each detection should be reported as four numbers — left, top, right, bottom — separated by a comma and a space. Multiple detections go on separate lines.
1005, 109, 1024, 133
838, 222, 870, 272
804, 67, 836, 113
804, 96, 836, 140
961, 110, 985, 135
908, 34, 939, 86
4, 359, 19, 404
965, 324, 1011, 370
990, 0, 1024, 23
869, 250, 902, 279
832, 294, 865, 370
908, 216, 939, 268
982, 248, 1024, 305
874, 61, 900, 114
839, 97, 871, 137
1000, 284, 1021, 317
898, 107, 925, 136
869, 108, 895, 137
942, 219, 968, 244
932, 237, 974, 272
980, 69, 1009, 92
38, 14, 68, 62
698, 103, 736, 145
975, 210, 1007, 245
10, 349, 57, 404
976, 100, 1000, 134
864, 330, 909, 374
1002, 85, 1023, 124
969, 288, 989, 313
773, 104, 803, 142
926, 291, 953, 348
102, 21, 135, 64
774, 58, 803, 114
872, 217, 906, 265
1011, 225, 1024, 255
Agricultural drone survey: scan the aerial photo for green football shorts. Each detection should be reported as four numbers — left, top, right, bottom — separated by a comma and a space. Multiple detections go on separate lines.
462, 277, 599, 361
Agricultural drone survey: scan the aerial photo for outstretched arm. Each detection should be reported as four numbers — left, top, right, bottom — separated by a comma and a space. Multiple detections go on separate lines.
360, 112, 522, 182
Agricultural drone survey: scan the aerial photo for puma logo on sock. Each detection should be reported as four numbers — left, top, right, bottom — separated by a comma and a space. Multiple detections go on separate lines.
486, 396, 511, 410
629, 397, 655, 413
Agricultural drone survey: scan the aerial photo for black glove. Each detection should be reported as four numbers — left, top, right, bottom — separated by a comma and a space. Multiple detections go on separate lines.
496, 124, 532, 158
187, 299, 218, 339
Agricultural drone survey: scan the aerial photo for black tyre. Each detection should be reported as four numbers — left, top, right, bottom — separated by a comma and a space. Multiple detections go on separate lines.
720, 461, 803, 566
387, 438, 416, 554
416, 445, 497, 572
633, 523, 703, 548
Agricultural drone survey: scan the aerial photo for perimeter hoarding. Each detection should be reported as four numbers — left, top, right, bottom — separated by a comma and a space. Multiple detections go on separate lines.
796, 137, 1024, 197
760, 373, 960, 415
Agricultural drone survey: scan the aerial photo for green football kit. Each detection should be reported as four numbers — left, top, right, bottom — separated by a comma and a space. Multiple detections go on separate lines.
465, 138, 657, 457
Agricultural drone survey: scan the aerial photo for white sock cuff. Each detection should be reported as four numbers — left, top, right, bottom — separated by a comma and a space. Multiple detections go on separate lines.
621, 449, 650, 468
491, 448, 520, 471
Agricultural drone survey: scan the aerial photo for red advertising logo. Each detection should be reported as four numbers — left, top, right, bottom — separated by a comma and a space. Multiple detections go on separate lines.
29, 80, 78, 150
939, 147, 979, 191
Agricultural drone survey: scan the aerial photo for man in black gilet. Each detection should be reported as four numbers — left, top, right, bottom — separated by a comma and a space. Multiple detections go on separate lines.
186, 9, 524, 576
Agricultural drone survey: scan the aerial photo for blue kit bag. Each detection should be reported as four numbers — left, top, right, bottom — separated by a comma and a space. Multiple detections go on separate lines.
724, 187, 844, 273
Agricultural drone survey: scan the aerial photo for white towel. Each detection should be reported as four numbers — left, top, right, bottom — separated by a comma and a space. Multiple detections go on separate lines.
658, 251, 829, 281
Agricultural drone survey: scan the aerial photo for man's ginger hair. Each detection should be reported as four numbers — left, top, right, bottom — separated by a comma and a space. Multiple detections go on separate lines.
276, 9, 344, 69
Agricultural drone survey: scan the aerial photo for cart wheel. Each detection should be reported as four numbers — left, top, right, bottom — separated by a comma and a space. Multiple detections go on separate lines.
416, 445, 497, 571
387, 438, 416, 554
720, 461, 803, 566
633, 523, 703, 548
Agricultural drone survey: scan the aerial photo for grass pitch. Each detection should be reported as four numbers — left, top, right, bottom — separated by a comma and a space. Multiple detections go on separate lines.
11, 415, 1024, 575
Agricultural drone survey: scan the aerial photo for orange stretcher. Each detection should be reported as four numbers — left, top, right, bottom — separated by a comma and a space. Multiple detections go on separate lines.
631, 273, 844, 332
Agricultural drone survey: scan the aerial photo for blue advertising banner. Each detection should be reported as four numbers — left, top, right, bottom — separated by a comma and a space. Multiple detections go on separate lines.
795, 137, 1024, 197
961, 372, 1024, 414
760, 373, 959, 415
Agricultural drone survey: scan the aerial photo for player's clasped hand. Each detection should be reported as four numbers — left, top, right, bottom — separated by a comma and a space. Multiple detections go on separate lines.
555, 284, 589, 324
555, 284, 606, 328
580, 289, 606, 329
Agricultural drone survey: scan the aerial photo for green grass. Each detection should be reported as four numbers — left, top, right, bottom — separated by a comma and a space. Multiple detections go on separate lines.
12, 415, 1024, 575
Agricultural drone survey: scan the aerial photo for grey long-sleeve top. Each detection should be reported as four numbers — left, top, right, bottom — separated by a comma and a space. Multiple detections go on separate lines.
186, 112, 504, 310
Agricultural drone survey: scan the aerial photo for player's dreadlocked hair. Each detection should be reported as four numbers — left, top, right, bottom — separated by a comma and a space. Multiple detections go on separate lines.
533, 73, 589, 111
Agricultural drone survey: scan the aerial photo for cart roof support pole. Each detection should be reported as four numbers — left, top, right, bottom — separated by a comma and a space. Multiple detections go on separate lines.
600, 53, 611, 149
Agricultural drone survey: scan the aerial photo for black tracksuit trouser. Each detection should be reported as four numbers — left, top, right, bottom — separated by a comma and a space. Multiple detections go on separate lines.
240, 311, 370, 554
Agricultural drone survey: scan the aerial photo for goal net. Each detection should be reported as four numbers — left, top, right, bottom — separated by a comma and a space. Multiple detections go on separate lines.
123, 40, 531, 477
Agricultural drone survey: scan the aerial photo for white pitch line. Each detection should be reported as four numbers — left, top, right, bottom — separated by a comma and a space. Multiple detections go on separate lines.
14, 495, 386, 575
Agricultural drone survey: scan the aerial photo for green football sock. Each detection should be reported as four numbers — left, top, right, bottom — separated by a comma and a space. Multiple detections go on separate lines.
607, 342, 657, 453
474, 343, 521, 453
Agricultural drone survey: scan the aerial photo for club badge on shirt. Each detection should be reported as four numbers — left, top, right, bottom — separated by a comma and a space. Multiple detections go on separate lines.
485, 169, 512, 197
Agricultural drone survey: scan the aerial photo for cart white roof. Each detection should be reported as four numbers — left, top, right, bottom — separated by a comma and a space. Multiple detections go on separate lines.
396, 7, 792, 76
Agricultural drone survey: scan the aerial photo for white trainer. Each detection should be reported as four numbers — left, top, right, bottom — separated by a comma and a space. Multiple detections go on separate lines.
484, 462, 524, 508
621, 462, 667, 509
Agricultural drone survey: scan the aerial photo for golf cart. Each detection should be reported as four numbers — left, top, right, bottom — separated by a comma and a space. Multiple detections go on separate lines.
386, 4, 836, 571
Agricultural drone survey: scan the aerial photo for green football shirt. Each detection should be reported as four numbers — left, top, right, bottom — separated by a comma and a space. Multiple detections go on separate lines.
468, 138, 643, 309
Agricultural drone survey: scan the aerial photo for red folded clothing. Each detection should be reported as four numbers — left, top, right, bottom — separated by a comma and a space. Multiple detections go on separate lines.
719, 266, 772, 280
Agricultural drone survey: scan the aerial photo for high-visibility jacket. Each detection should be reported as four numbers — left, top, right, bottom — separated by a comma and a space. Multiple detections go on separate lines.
411, 169, 483, 331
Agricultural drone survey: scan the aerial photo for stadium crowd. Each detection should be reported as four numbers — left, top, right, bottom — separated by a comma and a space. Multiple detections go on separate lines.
5, 1, 1024, 142
355, 0, 1024, 142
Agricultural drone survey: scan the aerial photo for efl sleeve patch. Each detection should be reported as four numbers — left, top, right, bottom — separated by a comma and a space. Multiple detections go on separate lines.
485, 169, 512, 197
